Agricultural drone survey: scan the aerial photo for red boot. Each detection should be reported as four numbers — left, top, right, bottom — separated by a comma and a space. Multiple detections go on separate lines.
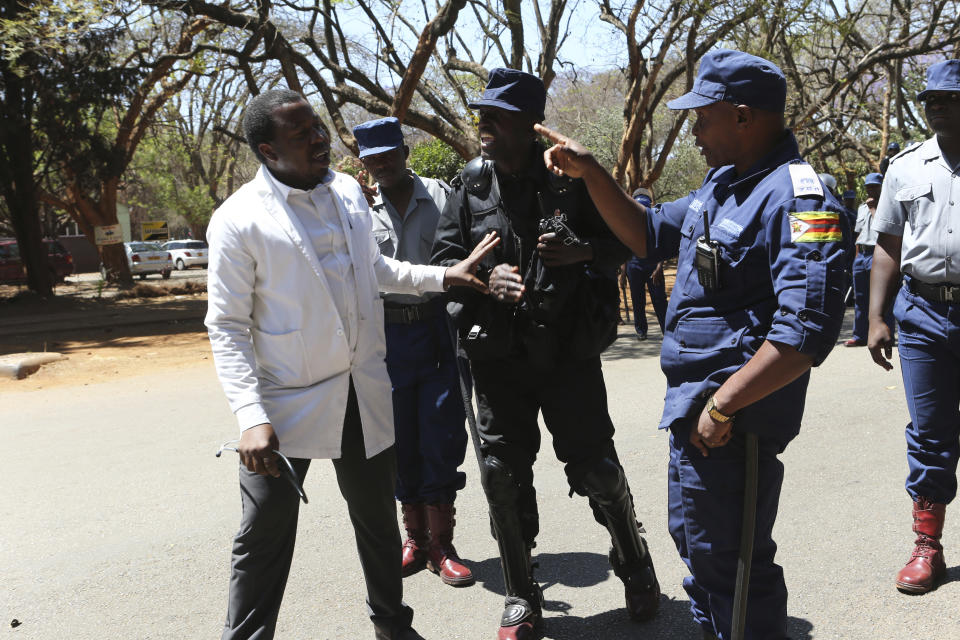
400, 503, 428, 577
425, 503, 475, 586
895, 497, 946, 594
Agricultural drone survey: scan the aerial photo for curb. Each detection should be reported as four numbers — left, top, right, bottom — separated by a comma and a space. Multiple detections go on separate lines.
0, 352, 65, 379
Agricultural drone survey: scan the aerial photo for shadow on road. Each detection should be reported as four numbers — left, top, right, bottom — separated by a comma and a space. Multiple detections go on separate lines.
468, 550, 814, 639
602, 330, 664, 362
935, 563, 960, 590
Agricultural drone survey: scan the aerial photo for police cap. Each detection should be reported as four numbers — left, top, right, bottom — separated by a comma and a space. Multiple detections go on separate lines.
468, 68, 546, 121
918, 60, 960, 101
667, 49, 787, 113
353, 117, 405, 159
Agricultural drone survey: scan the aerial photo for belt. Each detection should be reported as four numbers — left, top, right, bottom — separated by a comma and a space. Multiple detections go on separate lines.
857, 244, 874, 255
909, 279, 960, 304
383, 300, 440, 324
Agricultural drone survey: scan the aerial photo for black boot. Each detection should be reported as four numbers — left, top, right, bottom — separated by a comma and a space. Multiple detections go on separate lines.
481, 455, 543, 640
578, 456, 661, 621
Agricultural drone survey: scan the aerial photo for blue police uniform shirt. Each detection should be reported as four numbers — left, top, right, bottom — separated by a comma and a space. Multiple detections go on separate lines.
645, 131, 853, 445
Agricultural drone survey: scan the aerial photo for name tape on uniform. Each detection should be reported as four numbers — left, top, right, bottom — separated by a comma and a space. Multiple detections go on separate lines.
788, 164, 824, 198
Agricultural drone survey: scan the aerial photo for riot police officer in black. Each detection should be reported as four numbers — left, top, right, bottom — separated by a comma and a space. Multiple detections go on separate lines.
432, 68, 661, 640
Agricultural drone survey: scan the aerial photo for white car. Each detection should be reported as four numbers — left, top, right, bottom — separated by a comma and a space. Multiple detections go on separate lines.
100, 242, 172, 280
162, 240, 209, 271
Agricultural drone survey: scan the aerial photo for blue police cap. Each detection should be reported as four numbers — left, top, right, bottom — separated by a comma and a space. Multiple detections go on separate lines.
918, 60, 960, 101
864, 172, 883, 186
468, 68, 546, 120
353, 117, 404, 158
667, 49, 787, 112
842, 189, 856, 200
887, 141, 900, 152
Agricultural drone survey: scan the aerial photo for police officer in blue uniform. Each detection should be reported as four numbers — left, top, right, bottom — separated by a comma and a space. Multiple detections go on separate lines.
867, 59, 960, 595
624, 188, 668, 340
432, 68, 661, 640
353, 117, 474, 587
537, 49, 853, 639
846, 172, 895, 346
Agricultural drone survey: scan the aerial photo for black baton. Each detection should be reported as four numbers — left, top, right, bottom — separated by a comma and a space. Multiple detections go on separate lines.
446, 311, 485, 468
731, 431, 759, 640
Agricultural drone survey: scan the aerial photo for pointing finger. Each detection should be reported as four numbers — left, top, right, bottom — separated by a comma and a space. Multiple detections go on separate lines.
534, 123, 565, 145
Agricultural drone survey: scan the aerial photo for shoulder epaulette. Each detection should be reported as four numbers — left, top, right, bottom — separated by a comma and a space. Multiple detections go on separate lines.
787, 161, 824, 198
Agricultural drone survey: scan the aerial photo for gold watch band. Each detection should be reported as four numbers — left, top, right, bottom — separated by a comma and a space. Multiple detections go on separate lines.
706, 395, 734, 423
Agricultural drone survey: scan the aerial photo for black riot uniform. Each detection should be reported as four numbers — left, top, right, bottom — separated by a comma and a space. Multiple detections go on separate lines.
432, 146, 661, 630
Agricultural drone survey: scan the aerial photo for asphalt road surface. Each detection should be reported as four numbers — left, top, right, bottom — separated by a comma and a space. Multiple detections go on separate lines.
4, 319, 959, 639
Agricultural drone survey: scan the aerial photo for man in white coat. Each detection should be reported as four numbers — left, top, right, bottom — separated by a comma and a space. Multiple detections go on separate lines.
205, 89, 497, 640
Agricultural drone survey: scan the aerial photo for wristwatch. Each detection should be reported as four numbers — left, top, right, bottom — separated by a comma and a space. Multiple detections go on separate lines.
705, 395, 735, 423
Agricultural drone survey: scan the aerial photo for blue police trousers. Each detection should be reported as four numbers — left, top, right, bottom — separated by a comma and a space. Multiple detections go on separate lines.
895, 283, 960, 504
668, 431, 789, 640
384, 310, 467, 505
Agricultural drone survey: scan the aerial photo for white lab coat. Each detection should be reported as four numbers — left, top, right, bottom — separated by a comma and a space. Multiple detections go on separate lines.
205, 167, 446, 459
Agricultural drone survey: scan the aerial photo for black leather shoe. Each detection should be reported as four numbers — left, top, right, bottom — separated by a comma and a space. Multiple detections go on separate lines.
374, 626, 425, 640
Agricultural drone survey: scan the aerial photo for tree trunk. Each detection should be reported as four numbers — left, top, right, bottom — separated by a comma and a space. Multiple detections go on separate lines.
8, 190, 53, 296
66, 179, 134, 285
879, 64, 893, 170
99, 242, 130, 284
0, 62, 53, 296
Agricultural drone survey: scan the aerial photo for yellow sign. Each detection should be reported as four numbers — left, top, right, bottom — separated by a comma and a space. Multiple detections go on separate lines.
141, 221, 169, 242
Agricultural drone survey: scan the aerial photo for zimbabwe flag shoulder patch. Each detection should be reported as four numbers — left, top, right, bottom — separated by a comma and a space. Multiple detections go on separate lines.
789, 211, 842, 243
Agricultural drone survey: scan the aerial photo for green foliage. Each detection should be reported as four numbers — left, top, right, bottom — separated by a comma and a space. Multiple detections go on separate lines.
546, 69, 625, 172
0, 0, 105, 76
408, 138, 465, 184
2, 1, 145, 193
335, 155, 363, 177
125, 131, 217, 227
562, 106, 623, 173
654, 135, 708, 202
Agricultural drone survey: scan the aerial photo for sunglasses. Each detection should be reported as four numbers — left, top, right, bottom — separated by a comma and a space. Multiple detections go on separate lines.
216, 440, 309, 504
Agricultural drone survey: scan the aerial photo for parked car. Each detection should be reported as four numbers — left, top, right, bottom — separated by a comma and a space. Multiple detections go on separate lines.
0, 239, 75, 284
161, 239, 208, 270
101, 242, 172, 280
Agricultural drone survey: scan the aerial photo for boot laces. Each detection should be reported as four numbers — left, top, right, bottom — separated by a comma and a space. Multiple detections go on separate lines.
911, 534, 938, 559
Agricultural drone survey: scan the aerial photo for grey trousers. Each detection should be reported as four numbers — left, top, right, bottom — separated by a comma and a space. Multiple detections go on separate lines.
221, 382, 414, 639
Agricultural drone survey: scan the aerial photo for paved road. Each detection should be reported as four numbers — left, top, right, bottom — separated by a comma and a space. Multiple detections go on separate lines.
3, 317, 960, 639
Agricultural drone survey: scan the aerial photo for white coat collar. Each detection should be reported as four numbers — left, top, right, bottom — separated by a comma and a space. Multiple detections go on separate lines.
255, 166, 336, 288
